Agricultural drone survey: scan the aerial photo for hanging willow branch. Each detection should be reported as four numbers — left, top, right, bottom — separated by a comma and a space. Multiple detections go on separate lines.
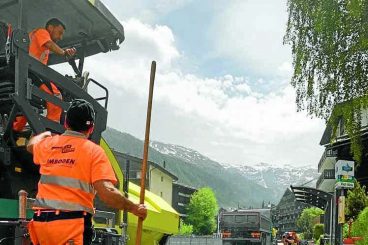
285, 0, 368, 163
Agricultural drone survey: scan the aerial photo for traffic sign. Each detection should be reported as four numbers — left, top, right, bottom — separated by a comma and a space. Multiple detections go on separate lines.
335, 181, 354, 189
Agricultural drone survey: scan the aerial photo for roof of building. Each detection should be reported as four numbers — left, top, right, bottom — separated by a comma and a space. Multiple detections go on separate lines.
290, 185, 332, 209
321, 125, 368, 147
319, 98, 368, 146
172, 182, 197, 191
112, 150, 178, 181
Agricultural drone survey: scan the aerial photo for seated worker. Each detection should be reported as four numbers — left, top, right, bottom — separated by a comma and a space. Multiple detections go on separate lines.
26, 99, 147, 244
284, 231, 299, 245
291, 231, 300, 244
13, 18, 76, 132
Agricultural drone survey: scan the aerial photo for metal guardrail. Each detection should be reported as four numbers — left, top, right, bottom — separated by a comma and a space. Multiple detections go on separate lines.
166, 235, 222, 245
318, 148, 337, 172
316, 169, 335, 188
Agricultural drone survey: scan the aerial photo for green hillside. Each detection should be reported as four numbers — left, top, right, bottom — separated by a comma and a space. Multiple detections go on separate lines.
102, 127, 277, 208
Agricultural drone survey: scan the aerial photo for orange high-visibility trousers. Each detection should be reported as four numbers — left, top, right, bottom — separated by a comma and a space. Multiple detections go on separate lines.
28, 212, 93, 245
12, 82, 62, 132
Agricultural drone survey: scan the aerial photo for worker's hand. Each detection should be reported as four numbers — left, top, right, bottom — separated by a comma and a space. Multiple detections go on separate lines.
131, 204, 147, 220
39, 131, 52, 139
64, 47, 76, 57
26, 131, 51, 154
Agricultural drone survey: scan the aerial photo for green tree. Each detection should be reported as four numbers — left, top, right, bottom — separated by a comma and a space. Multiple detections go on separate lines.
178, 220, 193, 235
313, 224, 324, 242
343, 223, 349, 239
186, 187, 219, 235
297, 207, 324, 239
351, 206, 368, 245
346, 181, 368, 220
285, 0, 368, 162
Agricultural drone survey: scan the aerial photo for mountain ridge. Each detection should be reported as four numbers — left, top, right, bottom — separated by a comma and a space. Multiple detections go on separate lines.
102, 127, 319, 208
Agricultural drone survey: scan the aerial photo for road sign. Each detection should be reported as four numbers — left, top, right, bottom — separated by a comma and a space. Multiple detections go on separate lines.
335, 182, 355, 189
335, 160, 354, 179
335, 160, 355, 190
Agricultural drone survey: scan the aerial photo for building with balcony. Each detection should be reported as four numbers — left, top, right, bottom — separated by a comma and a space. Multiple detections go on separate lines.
172, 182, 197, 217
316, 168, 335, 193
318, 106, 368, 191
314, 104, 368, 243
271, 188, 310, 236
317, 134, 338, 192
113, 151, 178, 205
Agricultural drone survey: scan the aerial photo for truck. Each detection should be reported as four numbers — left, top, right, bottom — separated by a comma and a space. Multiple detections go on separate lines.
0, 0, 179, 244
219, 209, 272, 245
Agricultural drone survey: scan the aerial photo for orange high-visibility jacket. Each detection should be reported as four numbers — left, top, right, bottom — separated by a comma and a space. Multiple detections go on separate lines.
32, 130, 117, 213
29, 28, 51, 65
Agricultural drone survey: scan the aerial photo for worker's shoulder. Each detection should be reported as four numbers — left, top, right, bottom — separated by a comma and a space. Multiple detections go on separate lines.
75, 137, 103, 151
31, 28, 47, 33
83, 140, 107, 159
56, 135, 104, 155
30, 28, 49, 37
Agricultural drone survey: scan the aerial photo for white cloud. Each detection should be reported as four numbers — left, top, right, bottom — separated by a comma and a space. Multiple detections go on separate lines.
209, 0, 291, 76
61, 17, 325, 167
157, 73, 324, 145
154, 0, 193, 14
103, 0, 193, 23
83, 19, 179, 96
277, 61, 293, 77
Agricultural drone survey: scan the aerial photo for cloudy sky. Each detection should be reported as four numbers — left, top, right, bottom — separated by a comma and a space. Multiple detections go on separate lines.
60, 0, 326, 167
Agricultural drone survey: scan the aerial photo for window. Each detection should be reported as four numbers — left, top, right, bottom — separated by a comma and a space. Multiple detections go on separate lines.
161, 176, 164, 182
160, 192, 163, 197
178, 192, 191, 198
223, 215, 234, 223
247, 215, 257, 223
136, 171, 141, 179
235, 215, 246, 223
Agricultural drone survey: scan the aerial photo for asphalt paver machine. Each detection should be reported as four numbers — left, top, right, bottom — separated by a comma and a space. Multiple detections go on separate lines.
0, 1, 179, 244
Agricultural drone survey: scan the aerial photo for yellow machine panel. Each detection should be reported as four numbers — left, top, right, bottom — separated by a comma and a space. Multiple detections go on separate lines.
100, 139, 179, 244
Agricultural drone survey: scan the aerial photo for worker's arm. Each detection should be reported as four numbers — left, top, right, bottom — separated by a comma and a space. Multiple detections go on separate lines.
44, 40, 76, 57
93, 180, 147, 220
26, 131, 52, 154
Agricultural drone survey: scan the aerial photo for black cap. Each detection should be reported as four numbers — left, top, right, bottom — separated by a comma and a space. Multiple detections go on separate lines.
66, 99, 95, 131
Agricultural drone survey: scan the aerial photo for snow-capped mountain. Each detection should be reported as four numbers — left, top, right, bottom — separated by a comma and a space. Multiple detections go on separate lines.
150, 141, 213, 165
103, 128, 319, 207
150, 141, 319, 202
236, 162, 318, 188
234, 163, 318, 200
150, 141, 230, 168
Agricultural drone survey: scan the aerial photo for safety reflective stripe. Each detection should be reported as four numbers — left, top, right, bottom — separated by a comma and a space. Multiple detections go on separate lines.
34, 198, 94, 214
40, 175, 94, 194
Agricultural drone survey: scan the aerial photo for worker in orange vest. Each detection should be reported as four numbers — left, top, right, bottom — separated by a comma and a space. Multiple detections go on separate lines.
26, 99, 147, 245
13, 18, 76, 132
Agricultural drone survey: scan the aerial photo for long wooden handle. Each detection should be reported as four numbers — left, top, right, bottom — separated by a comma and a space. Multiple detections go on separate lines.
135, 61, 156, 245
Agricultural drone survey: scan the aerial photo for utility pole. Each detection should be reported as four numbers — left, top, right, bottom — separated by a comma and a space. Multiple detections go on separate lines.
334, 160, 355, 245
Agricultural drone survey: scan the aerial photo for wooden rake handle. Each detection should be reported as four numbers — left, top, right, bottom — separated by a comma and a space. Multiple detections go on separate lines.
135, 61, 156, 245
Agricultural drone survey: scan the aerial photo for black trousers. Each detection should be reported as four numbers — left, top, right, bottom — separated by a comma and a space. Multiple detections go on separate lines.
32, 211, 93, 245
